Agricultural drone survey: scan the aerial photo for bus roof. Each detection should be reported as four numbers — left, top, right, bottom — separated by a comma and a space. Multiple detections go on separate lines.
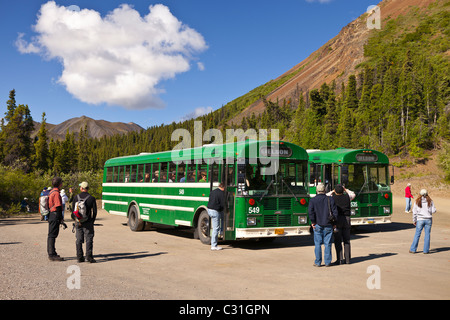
307, 148, 389, 164
104, 140, 308, 167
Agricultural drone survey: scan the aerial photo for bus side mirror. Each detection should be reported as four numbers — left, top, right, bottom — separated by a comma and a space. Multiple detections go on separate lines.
390, 164, 394, 185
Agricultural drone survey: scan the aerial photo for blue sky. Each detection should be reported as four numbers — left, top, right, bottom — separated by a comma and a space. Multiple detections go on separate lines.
0, 0, 379, 129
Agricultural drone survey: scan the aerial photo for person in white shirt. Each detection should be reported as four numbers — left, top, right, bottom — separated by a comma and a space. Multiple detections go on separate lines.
409, 189, 436, 254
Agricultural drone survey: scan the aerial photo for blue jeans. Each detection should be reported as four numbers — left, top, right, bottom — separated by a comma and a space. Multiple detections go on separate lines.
410, 219, 432, 253
313, 225, 333, 266
207, 209, 223, 248
405, 198, 412, 212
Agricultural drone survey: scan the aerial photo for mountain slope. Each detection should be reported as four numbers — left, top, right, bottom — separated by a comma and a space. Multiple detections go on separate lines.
33, 116, 143, 140
229, 0, 438, 126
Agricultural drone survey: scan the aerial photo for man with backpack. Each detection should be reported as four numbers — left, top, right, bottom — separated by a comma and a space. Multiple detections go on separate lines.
47, 177, 65, 261
72, 181, 97, 263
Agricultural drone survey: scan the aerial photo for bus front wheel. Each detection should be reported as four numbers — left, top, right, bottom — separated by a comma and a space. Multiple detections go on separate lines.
196, 210, 211, 245
128, 204, 144, 232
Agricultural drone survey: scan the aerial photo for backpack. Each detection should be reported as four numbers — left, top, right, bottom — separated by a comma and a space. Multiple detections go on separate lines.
39, 189, 58, 217
39, 191, 50, 216
73, 194, 91, 223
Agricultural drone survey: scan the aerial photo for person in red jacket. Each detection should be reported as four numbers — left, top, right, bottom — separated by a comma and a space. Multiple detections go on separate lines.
405, 183, 414, 213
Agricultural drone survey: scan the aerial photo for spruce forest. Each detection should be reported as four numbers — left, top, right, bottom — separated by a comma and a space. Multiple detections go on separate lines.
1, 2, 449, 212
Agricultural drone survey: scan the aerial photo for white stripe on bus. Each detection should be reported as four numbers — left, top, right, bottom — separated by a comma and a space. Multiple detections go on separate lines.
139, 203, 194, 212
102, 192, 208, 202
102, 182, 210, 188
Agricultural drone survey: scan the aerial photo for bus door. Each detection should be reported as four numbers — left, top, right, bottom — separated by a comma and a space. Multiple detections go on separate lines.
224, 159, 236, 238
209, 160, 236, 240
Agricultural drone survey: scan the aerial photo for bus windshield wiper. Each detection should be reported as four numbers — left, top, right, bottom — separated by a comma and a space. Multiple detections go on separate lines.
281, 177, 301, 204
258, 179, 274, 202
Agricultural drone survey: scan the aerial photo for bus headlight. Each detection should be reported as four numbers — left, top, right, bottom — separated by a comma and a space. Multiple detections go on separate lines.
247, 217, 257, 226
350, 208, 356, 216
383, 207, 391, 214
298, 216, 307, 224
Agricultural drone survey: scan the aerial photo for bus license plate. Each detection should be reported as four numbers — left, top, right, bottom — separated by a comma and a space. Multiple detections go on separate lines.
275, 228, 284, 235
367, 219, 375, 224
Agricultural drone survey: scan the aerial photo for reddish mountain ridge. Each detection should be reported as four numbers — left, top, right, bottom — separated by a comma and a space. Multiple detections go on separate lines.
231, 0, 436, 125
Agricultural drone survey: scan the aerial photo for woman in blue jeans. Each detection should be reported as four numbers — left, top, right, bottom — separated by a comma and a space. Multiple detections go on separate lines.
409, 189, 436, 254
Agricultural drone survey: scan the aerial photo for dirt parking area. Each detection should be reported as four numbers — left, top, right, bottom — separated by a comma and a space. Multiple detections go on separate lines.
1, 196, 449, 302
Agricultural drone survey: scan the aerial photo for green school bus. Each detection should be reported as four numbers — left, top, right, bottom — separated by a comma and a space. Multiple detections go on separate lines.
307, 148, 394, 225
102, 140, 311, 244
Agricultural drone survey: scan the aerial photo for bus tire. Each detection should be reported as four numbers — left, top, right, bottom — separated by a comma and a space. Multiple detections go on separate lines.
196, 210, 211, 245
128, 204, 144, 232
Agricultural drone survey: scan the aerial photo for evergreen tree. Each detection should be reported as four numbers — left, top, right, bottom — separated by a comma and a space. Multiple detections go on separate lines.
2, 91, 34, 172
34, 112, 50, 172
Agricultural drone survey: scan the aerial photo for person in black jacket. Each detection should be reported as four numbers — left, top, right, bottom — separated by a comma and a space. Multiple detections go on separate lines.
309, 183, 338, 267
72, 181, 97, 263
328, 184, 355, 265
207, 183, 225, 251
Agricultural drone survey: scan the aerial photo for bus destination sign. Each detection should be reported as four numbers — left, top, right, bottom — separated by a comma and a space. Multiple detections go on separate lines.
260, 146, 293, 157
355, 153, 378, 162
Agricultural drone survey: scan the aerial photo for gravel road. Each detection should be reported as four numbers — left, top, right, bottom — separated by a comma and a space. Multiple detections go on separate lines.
1, 196, 449, 301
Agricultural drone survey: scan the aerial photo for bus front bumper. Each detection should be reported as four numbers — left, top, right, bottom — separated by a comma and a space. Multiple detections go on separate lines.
235, 226, 311, 239
351, 215, 392, 225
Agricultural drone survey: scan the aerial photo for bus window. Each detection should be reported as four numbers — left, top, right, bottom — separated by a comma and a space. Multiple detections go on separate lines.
211, 162, 220, 184
169, 162, 176, 182
226, 163, 235, 187
160, 163, 168, 182
106, 167, 113, 182
177, 163, 186, 182
186, 163, 197, 182
309, 164, 319, 186
124, 165, 131, 183
152, 163, 160, 182
119, 165, 126, 183
198, 163, 208, 182
144, 163, 152, 182
112, 166, 119, 182
130, 165, 137, 182
137, 164, 144, 182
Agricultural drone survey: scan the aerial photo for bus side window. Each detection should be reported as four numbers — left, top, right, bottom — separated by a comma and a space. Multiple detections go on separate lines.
137, 164, 144, 182
112, 166, 118, 182
309, 164, 318, 186
177, 162, 186, 182
130, 165, 137, 182
211, 162, 220, 184
124, 165, 131, 183
144, 163, 152, 182
169, 162, 176, 182
106, 167, 113, 182
152, 163, 160, 182
198, 163, 208, 182
160, 163, 168, 182
187, 163, 196, 182
119, 165, 125, 183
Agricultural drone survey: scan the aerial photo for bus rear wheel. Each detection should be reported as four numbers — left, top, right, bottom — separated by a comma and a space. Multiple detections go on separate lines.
128, 204, 144, 232
196, 210, 211, 245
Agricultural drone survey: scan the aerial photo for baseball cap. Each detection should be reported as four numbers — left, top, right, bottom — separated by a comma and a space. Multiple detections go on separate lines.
79, 181, 89, 189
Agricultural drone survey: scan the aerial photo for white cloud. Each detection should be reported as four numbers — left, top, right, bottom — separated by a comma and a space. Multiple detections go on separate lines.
179, 106, 213, 122
15, 33, 41, 54
16, 1, 208, 110
197, 62, 205, 71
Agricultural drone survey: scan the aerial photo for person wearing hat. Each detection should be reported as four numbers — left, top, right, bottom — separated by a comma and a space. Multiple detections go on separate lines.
72, 181, 97, 263
409, 189, 436, 254
309, 182, 338, 267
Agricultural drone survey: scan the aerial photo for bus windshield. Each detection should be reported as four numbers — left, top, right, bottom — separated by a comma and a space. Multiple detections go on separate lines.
242, 160, 308, 196
341, 164, 390, 192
